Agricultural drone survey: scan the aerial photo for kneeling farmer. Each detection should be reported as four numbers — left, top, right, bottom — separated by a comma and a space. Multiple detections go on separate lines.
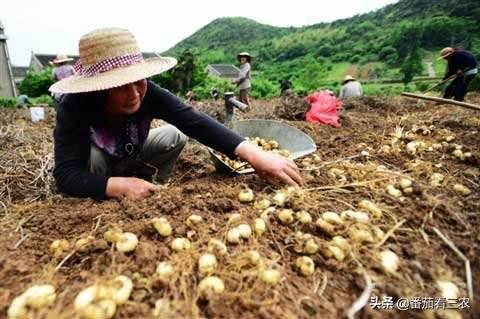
50, 28, 302, 200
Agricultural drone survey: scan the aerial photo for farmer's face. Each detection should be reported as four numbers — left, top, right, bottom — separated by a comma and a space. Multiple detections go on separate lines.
240, 56, 247, 64
106, 79, 147, 115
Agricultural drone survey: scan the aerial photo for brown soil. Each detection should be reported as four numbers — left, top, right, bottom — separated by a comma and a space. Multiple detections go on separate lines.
0, 95, 479, 319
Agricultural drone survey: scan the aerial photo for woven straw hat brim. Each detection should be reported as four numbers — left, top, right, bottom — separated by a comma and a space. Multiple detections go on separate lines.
50, 58, 74, 65
49, 56, 177, 94
437, 52, 453, 61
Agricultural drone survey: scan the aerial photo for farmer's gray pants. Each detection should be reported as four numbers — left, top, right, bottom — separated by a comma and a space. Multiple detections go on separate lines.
89, 125, 187, 183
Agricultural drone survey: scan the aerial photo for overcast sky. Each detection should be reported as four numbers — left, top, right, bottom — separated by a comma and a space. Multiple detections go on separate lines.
2, 0, 398, 66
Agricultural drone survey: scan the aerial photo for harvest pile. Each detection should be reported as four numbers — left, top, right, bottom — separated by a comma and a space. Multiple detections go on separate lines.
0, 96, 478, 318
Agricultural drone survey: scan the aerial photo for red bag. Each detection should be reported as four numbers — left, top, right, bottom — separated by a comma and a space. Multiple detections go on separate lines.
305, 91, 342, 127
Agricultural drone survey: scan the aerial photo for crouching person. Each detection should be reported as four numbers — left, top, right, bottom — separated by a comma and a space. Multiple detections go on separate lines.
50, 28, 302, 200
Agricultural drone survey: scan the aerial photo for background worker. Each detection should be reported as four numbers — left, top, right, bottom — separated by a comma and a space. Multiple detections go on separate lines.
233, 52, 252, 106
439, 47, 477, 101
339, 75, 363, 99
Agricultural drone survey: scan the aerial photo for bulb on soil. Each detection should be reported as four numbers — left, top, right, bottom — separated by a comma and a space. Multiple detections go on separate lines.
295, 256, 315, 276
436, 281, 459, 299
259, 269, 281, 285
238, 188, 255, 202
227, 228, 241, 244
116, 232, 138, 253
350, 227, 375, 244
278, 209, 294, 225
8, 284, 57, 318
170, 238, 191, 252
104, 226, 123, 243
322, 212, 343, 224
50, 239, 70, 257
152, 217, 172, 237
156, 262, 175, 280
186, 214, 203, 227
7, 296, 28, 319
237, 224, 252, 239
228, 213, 242, 224
303, 238, 319, 254
430, 173, 444, 187
82, 299, 117, 319
386, 185, 402, 198
198, 276, 225, 297
452, 149, 464, 160
253, 218, 266, 236
260, 207, 275, 223
379, 250, 399, 274
331, 236, 350, 251
75, 235, 95, 252
254, 199, 271, 210
272, 192, 286, 207
341, 210, 369, 223
207, 239, 228, 256
198, 253, 218, 274
296, 211, 312, 224
246, 250, 261, 265
323, 245, 346, 261
358, 200, 382, 218
111, 276, 133, 305
399, 178, 412, 189
316, 219, 336, 234
453, 184, 471, 196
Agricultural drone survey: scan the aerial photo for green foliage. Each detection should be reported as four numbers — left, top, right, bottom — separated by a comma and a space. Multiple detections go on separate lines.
400, 41, 424, 84
163, 0, 480, 98
250, 77, 278, 98
192, 76, 235, 100
31, 95, 54, 107
0, 97, 16, 108
151, 50, 207, 94
18, 68, 55, 97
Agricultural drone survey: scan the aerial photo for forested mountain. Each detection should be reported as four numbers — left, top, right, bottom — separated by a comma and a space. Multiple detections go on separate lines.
164, 0, 480, 95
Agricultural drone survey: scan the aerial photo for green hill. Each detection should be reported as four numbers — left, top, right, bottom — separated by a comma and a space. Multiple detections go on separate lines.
165, 0, 480, 96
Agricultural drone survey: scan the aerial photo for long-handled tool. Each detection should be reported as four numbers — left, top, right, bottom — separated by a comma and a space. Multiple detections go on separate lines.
422, 73, 457, 94
422, 67, 470, 94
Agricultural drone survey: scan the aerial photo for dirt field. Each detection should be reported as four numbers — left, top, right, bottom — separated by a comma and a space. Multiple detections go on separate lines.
0, 94, 479, 319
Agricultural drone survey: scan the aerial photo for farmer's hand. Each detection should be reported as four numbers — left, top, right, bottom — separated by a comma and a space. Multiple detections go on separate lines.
106, 177, 158, 200
456, 69, 464, 76
235, 142, 303, 186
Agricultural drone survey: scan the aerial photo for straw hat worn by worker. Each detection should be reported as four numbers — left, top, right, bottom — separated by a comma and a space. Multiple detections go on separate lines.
437, 47, 478, 102
50, 28, 302, 200
234, 52, 252, 106
339, 75, 363, 99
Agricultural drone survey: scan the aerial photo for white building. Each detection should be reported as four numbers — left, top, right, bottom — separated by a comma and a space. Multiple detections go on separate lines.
0, 20, 16, 97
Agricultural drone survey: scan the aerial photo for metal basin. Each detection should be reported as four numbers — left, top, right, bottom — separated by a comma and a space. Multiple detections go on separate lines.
209, 119, 317, 174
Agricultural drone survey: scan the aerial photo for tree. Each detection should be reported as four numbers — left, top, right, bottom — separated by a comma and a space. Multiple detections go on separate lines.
400, 41, 423, 84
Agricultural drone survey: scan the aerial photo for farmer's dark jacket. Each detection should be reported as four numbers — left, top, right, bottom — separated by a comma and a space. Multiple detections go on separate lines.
54, 81, 244, 199
444, 50, 477, 79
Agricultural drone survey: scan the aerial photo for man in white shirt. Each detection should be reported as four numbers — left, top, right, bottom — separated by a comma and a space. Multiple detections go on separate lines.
339, 75, 363, 99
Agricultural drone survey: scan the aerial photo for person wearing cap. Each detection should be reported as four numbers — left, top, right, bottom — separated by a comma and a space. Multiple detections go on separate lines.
50, 28, 302, 200
339, 75, 363, 99
233, 52, 252, 106
50, 54, 76, 106
438, 47, 477, 101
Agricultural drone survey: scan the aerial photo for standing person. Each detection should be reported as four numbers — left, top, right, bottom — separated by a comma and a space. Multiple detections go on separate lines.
50, 54, 76, 106
234, 52, 252, 106
50, 28, 302, 200
438, 47, 477, 101
339, 75, 363, 99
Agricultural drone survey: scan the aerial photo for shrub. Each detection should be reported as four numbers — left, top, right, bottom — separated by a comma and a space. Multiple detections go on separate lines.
18, 68, 55, 97
31, 95, 54, 107
0, 97, 16, 108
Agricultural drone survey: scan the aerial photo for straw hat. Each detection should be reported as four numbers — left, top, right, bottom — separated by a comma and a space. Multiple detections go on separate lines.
343, 75, 355, 84
49, 54, 74, 65
49, 28, 177, 94
237, 52, 252, 62
438, 47, 454, 60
